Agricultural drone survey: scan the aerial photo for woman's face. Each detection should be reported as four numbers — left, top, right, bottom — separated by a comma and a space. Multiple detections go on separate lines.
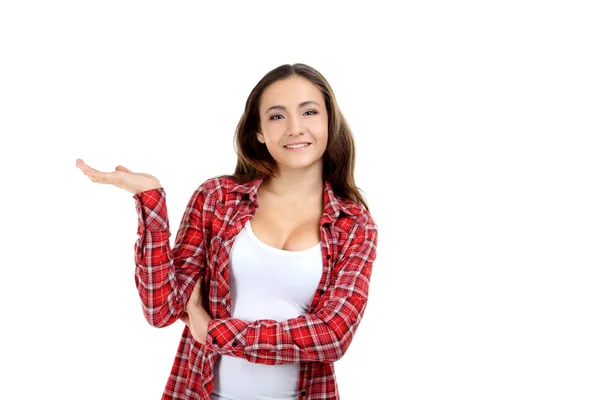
257, 75, 328, 174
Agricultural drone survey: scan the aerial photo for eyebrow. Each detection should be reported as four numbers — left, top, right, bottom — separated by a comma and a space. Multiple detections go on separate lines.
264, 100, 321, 114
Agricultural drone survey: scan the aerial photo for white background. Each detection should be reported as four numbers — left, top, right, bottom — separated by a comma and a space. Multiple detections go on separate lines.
1, 1, 599, 399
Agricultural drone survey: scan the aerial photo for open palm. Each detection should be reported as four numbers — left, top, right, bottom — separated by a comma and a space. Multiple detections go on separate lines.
75, 158, 162, 194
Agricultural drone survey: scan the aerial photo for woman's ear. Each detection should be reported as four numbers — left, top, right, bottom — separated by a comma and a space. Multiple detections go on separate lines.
256, 131, 265, 144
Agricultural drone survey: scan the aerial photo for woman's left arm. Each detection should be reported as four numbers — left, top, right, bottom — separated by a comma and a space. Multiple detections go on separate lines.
191, 217, 378, 365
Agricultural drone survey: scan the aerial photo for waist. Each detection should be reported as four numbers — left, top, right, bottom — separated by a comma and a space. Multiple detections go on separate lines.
212, 354, 299, 399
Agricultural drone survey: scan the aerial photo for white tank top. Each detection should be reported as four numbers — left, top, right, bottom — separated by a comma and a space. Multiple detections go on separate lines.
211, 219, 323, 400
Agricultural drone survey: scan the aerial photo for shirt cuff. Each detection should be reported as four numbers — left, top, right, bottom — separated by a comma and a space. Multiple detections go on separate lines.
204, 318, 249, 358
133, 188, 169, 232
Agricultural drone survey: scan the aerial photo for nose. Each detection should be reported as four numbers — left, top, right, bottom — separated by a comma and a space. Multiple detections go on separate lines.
286, 114, 304, 137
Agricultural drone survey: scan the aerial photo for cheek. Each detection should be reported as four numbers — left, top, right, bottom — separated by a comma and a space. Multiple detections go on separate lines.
317, 117, 328, 135
263, 135, 283, 153
264, 133, 279, 147
306, 118, 327, 134
317, 125, 329, 143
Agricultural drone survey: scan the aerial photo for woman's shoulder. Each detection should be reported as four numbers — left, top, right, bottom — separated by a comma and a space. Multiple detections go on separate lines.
190, 175, 237, 194
189, 174, 253, 204
195, 174, 238, 192
334, 196, 377, 233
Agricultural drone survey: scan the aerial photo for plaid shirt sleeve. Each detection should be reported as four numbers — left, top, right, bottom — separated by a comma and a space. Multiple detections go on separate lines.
133, 186, 209, 328
204, 216, 378, 365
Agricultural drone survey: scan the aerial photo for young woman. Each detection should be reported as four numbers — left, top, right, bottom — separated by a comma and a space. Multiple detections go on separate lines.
76, 63, 378, 400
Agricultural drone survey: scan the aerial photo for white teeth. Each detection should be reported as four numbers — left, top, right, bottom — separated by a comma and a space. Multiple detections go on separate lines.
285, 143, 309, 149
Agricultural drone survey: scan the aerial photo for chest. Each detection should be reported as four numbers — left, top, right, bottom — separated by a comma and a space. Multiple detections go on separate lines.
203, 197, 343, 317
249, 200, 322, 252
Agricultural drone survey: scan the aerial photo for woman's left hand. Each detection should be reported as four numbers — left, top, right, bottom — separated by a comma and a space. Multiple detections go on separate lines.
181, 279, 212, 344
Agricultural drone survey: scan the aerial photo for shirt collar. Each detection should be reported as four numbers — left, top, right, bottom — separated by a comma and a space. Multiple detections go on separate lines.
227, 174, 355, 223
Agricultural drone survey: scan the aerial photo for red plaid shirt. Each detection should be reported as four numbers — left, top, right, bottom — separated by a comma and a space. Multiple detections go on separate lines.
133, 174, 378, 400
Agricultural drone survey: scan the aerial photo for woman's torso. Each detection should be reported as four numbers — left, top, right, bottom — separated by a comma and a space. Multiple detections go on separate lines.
211, 184, 325, 400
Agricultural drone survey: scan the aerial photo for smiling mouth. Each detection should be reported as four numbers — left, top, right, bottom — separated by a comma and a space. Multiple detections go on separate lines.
284, 143, 311, 149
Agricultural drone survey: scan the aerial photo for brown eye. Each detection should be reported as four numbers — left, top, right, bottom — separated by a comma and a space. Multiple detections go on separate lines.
304, 110, 317, 116
270, 115, 284, 120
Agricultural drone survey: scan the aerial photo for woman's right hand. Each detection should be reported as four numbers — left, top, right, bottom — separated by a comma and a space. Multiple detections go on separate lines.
75, 158, 162, 195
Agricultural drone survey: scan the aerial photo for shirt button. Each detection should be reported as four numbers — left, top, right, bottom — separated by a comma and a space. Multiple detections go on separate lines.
326, 254, 331, 259
319, 289, 325, 295
301, 389, 307, 396
232, 340, 238, 346
212, 338, 217, 345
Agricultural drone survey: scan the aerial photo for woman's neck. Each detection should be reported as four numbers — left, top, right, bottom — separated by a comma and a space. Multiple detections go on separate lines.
261, 168, 324, 203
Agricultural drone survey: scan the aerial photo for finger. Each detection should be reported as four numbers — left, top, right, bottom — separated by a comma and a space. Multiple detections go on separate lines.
89, 172, 117, 184
79, 163, 118, 184
191, 279, 202, 301
76, 161, 102, 179
85, 168, 114, 184
114, 165, 155, 180
76, 159, 100, 175
77, 160, 127, 187
189, 279, 200, 295
180, 312, 190, 326
75, 159, 89, 172
115, 165, 132, 173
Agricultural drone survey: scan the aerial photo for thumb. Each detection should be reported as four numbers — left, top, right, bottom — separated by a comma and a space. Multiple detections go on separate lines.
180, 312, 190, 327
115, 165, 132, 173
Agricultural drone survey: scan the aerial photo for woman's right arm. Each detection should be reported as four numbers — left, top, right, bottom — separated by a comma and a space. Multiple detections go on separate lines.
75, 159, 210, 329
133, 185, 210, 328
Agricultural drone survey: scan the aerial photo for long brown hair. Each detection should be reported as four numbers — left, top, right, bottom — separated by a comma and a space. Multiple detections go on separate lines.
228, 63, 369, 211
